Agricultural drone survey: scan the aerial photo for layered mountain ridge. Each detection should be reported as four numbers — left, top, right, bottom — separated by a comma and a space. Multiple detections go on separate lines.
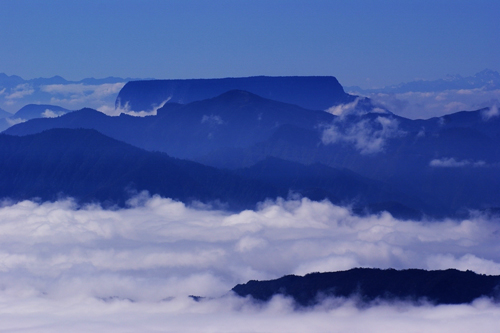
3, 75, 500, 218
0, 128, 282, 209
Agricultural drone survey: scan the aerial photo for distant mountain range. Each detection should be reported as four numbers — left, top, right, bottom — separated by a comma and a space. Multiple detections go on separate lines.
4, 83, 500, 217
1, 73, 497, 312
232, 268, 500, 306
347, 69, 500, 94
0, 104, 72, 132
0, 128, 281, 209
0, 73, 138, 90
0, 73, 143, 114
4, 90, 339, 159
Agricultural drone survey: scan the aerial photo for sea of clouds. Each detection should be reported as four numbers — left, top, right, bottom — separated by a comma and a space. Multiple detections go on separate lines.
0, 193, 499, 331
350, 88, 500, 119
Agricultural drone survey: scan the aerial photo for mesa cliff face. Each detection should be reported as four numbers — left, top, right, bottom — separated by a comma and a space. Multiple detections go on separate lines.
116, 76, 355, 112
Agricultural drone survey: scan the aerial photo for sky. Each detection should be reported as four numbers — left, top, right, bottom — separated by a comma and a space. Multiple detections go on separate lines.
1, 0, 499, 88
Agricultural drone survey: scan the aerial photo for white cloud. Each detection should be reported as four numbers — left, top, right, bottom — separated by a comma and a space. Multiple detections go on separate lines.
353, 89, 500, 119
429, 158, 487, 168
41, 83, 125, 97
1, 293, 499, 333
108, 98, 171, 117
38, 82, 126, 113
322, 116, 405, 154
326, 98, 360, 116
444, 101, 468, 113
5, 84, 34, 100
41, 109, 66, 118
97, 103, 125, 116
5, 117, 26, 126
0, 195, 499, 330
482, 104, 499, 120
201, 114, 224, 125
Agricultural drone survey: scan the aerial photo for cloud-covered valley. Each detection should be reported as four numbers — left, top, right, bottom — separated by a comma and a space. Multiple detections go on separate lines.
1, 194, 499, 331
353, 88, 500, 119
0, 74, 127, 114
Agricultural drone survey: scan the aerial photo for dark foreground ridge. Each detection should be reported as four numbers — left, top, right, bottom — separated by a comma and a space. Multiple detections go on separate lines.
232, 268, 500, 306
0, 128, 281, 208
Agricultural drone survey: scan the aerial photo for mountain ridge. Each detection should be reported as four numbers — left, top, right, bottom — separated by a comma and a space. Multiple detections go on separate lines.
232, 268, 500, 306
4, 90, 500, 217
0, 128, 283, 209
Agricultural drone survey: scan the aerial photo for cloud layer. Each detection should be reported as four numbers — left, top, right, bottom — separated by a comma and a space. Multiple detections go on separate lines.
0, 82, 125, 114
350, 89, 500, 119
322, 115, 405, 154
0, 194, 499, 331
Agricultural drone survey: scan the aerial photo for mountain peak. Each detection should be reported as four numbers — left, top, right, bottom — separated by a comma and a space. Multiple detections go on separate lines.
212, 89, 261, 102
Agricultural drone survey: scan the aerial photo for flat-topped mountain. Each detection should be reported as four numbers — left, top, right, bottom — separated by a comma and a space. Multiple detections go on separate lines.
116, 76, 355, 112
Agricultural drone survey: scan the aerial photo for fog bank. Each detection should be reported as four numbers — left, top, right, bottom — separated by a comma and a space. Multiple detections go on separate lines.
0, 194, 499, 331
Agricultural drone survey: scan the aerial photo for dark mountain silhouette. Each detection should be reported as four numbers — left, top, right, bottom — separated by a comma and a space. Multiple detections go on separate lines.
232, 268, 500, 306
0, 128, 283, 209
116, 76, 355, 112
0, 127, 428, 217
233, 157, 426, 220
198, 107, 500, 216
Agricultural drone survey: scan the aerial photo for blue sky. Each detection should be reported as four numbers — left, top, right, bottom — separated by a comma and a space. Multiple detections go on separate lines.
1, 0, 499, 88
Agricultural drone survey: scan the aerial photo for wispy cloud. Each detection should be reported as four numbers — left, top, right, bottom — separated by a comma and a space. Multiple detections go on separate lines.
105, 98, 171, 117
41, 82, 125, 97
201, 114, 224, 125
322, 116, 405, 154
326, 98, 361, 116
5, 117, 26, 126
39, 82, 126, 113
482, 104, 499, 120
351, 89, 500, 119
5, 84, 34, 100
430, 158, 487, 167
41, 108, 66, 118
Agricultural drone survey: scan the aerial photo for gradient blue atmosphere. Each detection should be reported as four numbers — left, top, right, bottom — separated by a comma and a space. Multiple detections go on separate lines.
1, 0, 498, 88
0, 1, 499, 332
